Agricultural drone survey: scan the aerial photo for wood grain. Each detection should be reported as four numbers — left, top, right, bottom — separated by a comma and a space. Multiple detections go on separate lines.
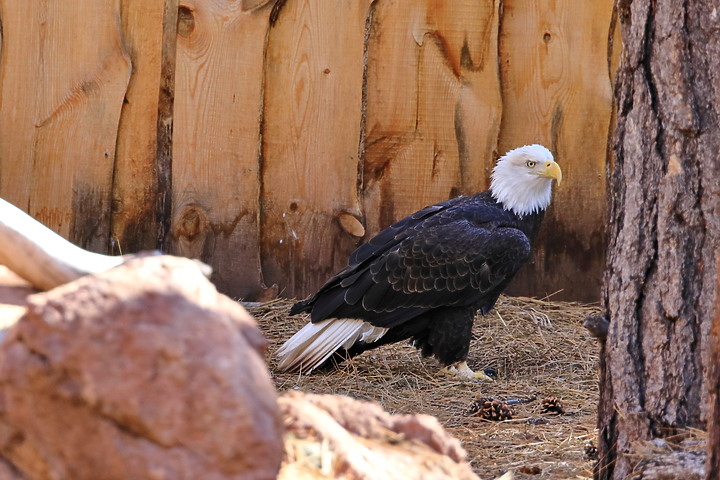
0, 0, 131, 251
0, 0, 617, 303
498, 0, 614, 302
261, 0, 374, 298
362, 0, 502, 240
171, 0, 272, 298
112, 0, 177, 255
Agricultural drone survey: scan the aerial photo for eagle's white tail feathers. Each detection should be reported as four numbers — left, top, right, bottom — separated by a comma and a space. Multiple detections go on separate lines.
276, 319, 388, 373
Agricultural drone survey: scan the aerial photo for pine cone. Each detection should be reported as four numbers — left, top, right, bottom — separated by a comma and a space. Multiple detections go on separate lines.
465, 397, 487, 416
540, 396, 565, 415
583, 442, 598, 460
470, 397, 513, 421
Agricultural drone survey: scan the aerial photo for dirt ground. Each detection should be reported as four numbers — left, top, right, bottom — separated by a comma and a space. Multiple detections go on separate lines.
251, 295, 602, 480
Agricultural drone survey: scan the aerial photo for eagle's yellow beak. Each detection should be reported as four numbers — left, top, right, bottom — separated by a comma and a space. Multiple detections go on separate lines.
539, 160, 562, 186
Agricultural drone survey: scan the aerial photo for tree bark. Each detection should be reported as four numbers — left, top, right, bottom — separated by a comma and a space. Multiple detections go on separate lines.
597, 1, 720, 479
709, 291, 720, 479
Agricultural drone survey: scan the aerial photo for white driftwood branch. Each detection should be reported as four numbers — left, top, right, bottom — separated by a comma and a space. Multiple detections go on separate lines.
0, 199, 149, 291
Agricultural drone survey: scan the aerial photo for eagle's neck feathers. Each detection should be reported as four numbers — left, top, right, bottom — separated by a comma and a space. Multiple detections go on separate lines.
489, 145, 556, 218
490, 173, 553, 217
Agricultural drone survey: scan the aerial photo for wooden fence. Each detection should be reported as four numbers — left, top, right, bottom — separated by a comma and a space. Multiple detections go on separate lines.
0, 0, 617, 302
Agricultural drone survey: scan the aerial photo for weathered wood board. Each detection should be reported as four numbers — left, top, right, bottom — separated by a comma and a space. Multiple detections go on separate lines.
498, 0, 615, 301
112, 0, 177, 255
260, 0, 373, 297
362, 0, 503, 239
0, 0, 131, 252
171, 0, 272, 298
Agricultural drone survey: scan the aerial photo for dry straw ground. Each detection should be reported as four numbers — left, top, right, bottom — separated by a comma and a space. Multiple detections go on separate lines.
251, 296, 602, 479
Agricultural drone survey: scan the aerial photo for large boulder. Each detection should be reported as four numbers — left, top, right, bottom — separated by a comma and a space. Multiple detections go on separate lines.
0, 256, 282, 480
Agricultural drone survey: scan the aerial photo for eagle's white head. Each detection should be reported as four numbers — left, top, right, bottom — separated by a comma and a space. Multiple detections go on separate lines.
490, 144, 562, 217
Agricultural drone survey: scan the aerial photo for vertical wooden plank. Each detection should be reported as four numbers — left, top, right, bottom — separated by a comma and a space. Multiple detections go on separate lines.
0, 0, 131, 251
362, 0, 502, 238
0, 1, 36, 210
171, 0, 272, 299
260, 0, 374, 298
498, 0, 614, 302
112, 0, 177, 255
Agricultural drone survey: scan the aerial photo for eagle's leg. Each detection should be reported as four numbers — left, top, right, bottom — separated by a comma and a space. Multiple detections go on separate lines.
438, 361, 494, 381
413, 306, 493, 381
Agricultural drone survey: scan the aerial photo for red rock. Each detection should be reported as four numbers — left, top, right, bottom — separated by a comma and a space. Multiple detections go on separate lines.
278, 392, 480, 480
0, 457, 26, 480
0, 256, 282, 480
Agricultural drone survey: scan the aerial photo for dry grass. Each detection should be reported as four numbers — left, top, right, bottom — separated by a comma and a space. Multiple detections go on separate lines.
251, 295, 602, 480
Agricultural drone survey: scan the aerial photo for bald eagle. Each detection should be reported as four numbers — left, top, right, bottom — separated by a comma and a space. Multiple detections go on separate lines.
276, 144, 562, 379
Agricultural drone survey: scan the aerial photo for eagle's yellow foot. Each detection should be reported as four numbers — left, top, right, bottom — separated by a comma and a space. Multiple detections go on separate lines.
438, 361, 494, 382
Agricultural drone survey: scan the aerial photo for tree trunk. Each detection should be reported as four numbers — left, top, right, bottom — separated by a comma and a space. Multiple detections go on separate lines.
597, 1, 720, 479
709, 279, 720, 479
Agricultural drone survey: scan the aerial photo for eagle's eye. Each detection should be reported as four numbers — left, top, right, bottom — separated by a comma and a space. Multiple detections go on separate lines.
526, 160, 536, 168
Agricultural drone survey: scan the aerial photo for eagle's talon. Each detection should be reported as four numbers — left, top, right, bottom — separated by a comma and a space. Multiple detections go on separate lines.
438, 361, 494, 382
